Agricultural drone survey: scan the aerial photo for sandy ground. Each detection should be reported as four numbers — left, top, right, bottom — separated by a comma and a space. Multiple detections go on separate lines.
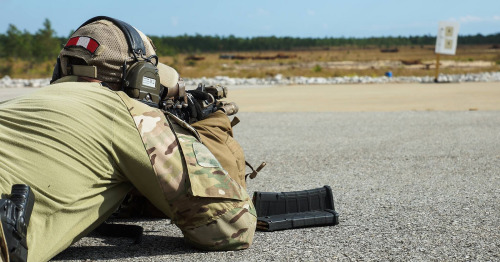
0, 87, 40, 102
1, 82, 500, 111
229, 82, 500, 112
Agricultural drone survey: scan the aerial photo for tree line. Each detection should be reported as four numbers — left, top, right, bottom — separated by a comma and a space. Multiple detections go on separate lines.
150, 34, 500, 55
1, 19, 499, 60
0, 19, 63, 61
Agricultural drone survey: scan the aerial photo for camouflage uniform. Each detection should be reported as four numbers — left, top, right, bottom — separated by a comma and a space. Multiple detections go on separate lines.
116, 92, 257, 249
0, 78, 256, 261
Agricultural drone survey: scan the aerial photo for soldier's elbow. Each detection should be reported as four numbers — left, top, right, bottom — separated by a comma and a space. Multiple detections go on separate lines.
182, 209, 257, 251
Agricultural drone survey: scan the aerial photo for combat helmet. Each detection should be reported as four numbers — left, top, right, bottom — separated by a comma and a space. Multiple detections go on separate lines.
51, 16, 179, 103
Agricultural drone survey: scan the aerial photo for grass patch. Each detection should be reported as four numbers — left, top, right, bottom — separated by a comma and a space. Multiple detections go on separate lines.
312, 64, 322, 73
2, 45, 499, 79
0, 58, 54, 79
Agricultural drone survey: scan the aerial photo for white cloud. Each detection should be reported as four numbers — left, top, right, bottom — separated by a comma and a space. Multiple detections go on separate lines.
257, 8, 270, 16
449, 15, 500, 24
247, 8, 270, 19
459, 15, 483, 23
307, 10, 315, 16
171, 17, 178, 27
262, 25, 272, 31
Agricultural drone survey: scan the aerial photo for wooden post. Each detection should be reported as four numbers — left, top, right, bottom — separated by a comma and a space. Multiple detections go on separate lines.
434, 53, 440, 83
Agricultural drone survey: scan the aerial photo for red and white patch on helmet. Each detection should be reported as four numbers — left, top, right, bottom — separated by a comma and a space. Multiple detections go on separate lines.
65, 36, 100, 54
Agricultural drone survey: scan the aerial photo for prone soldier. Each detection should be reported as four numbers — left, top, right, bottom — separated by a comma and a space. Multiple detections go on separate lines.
0, 16, 256, 261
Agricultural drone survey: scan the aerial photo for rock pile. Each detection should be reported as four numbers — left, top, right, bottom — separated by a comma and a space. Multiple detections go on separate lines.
1, 72, 499, 88
0, 76, 50, 88
184, 72, 500, 86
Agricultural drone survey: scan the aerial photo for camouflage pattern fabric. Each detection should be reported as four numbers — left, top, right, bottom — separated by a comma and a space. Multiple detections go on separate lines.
175, 132, 243, 200
191, 111, 247, 188
116, 92, 256, 249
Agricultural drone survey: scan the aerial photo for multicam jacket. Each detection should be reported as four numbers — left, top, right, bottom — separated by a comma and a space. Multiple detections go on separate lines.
116, 92, 257, 249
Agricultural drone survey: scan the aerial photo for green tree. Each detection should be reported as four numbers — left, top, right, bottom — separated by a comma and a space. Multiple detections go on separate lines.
3, 24, 34, 59
33, 18, 61, 61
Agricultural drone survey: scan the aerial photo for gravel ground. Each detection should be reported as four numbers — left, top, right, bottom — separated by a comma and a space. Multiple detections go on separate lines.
52, 111, 500, 261
1, 71, 500, 88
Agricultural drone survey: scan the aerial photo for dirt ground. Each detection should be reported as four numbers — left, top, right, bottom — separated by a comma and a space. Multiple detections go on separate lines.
164, 45, 500, 78
229, 82, 500, 112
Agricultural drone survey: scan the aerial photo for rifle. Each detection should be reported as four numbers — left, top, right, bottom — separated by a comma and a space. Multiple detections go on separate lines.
137, 79, 230, 124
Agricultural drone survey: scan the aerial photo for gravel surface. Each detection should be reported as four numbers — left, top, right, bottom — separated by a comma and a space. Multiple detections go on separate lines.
1, 71, 500, 88
52, 111, 500, 261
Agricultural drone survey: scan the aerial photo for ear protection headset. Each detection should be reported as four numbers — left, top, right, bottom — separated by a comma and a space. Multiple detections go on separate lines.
50, 16, 165, 105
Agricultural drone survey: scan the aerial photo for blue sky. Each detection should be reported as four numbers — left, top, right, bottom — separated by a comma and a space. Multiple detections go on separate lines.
1, 0, 499, 38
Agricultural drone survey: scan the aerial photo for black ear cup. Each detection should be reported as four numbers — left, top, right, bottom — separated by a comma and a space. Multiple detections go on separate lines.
50, 57, 62, 84
123, 61, 161, 104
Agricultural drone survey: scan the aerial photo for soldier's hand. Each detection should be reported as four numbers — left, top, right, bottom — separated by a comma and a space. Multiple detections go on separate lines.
185, 92, 205, 121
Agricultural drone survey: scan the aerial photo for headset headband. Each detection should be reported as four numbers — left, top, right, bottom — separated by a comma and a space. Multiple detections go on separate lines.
78, 16, 146, 59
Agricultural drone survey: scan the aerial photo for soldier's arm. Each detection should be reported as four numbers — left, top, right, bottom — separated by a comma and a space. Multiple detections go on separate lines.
181, 199, 257, 250
181, 111, 258, 249
167, 117, 257, 250
118, 94, 256, 250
